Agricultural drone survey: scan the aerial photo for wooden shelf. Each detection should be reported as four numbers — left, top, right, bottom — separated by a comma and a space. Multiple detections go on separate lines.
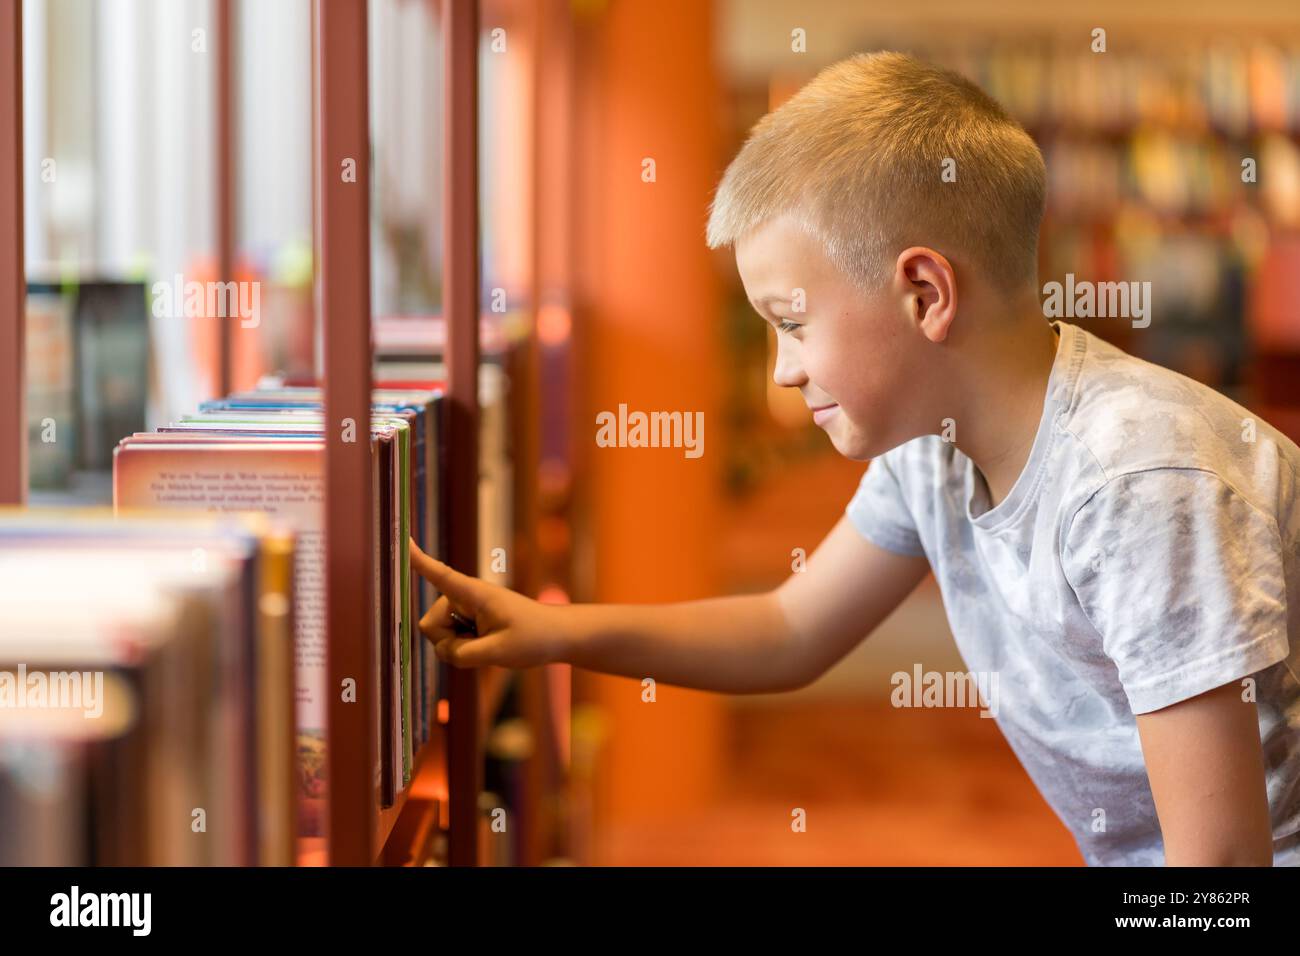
374, 728, 447, 856
378, 746, 449, 866
295, 722, 448, 867
315, 0, 484, 867
0, 0, 576, 868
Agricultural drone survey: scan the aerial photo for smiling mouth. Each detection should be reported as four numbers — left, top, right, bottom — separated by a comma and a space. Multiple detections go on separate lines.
811, 403, 840, 426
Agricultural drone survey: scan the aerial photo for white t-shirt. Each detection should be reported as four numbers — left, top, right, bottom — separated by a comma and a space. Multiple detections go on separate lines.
846, 319, 1300, 866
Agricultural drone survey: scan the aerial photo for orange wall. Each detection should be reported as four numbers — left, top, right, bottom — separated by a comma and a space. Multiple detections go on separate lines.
572, 0, 727, 826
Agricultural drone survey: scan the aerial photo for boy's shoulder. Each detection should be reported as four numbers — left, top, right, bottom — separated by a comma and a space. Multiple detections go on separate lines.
877, 321, 1300, 536
1058, 326, 1300, 520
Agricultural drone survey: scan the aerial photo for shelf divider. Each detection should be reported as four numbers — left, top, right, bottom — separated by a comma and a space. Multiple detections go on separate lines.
0, 2, 25, 507
444, 0, 484, 868
313, 0, 376, 867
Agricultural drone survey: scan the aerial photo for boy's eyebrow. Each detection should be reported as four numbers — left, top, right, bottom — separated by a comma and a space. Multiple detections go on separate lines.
750, 294, 790, 317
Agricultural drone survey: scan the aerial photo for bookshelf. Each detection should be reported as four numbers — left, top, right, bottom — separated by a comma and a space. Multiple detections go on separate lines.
314, 0, 481, 868
1, 0, 578, 867
442, 0, 483, 869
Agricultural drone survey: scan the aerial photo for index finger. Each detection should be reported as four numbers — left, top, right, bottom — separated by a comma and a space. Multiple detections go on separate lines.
408, 538, 486, 610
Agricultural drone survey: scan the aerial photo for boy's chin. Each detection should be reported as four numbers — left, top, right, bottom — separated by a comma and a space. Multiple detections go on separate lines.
826, 422, 874, 461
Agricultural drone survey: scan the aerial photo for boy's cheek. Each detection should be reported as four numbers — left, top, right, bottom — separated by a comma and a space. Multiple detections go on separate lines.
836, 401, 905, 459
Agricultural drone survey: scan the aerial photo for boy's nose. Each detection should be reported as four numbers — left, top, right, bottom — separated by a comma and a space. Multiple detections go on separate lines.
772, 338, 805, 389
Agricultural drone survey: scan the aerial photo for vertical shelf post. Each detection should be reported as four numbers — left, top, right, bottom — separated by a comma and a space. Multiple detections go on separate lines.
313, 0, 376, 866
215, 0, 234, 398
0, 1, 24, 506
443, 0, 482, 867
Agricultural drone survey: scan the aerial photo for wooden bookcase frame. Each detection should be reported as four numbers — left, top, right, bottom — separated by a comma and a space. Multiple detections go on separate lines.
314, 0, 480, 867
0, 0, 506, 868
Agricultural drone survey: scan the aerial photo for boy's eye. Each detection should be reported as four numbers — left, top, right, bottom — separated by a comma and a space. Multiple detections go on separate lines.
776, 319, 800, 334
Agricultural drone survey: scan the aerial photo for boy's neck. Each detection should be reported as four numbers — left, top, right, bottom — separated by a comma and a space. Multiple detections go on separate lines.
950, 315, 1062, 512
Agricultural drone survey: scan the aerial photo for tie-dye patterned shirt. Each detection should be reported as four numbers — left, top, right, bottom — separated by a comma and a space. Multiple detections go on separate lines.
846, 319, 1300, 866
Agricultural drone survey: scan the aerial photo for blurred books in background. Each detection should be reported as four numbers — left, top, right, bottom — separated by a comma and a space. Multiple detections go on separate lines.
0, 510, 295, 866
934, 42, 1300, 419
25, 281, 150, 494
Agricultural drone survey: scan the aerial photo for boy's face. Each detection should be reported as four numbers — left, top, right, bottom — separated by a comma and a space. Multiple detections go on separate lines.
734, 212, 926, 461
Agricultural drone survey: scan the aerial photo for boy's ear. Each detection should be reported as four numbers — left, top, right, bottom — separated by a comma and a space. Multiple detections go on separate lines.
894, 246, 957, 343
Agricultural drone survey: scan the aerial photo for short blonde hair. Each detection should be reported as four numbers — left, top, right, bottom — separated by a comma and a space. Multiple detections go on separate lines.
706, 51, 1046, 293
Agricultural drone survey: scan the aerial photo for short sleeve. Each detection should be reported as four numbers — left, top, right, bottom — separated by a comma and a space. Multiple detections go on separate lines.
1061, 468, 1290, 714
844, 449, 926, 558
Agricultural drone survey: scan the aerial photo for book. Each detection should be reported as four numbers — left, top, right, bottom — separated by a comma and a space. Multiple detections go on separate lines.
0, 509, 293, 865
167, 407, 415, 786
95, 364, 478, 856
113, 382, 446, 825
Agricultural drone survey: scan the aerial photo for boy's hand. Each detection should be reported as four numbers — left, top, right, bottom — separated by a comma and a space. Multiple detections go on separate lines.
409, 538, 561, 669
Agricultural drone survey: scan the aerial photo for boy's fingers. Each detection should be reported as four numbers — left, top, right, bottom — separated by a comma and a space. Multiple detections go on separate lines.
409, 538, 485, 611
420, 594, 482, 638
419, 617, 454, 643
420, 596, 451, 633
433, 632, 506, 668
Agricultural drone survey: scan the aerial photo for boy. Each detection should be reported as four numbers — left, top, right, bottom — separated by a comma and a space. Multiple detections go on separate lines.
411, 52, 1300, 867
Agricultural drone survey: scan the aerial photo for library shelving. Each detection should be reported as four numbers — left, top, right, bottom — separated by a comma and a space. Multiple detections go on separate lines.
0, 0, 576, 867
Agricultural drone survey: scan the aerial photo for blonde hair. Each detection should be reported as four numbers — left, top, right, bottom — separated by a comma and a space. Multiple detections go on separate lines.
706, 51, 1046, 293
